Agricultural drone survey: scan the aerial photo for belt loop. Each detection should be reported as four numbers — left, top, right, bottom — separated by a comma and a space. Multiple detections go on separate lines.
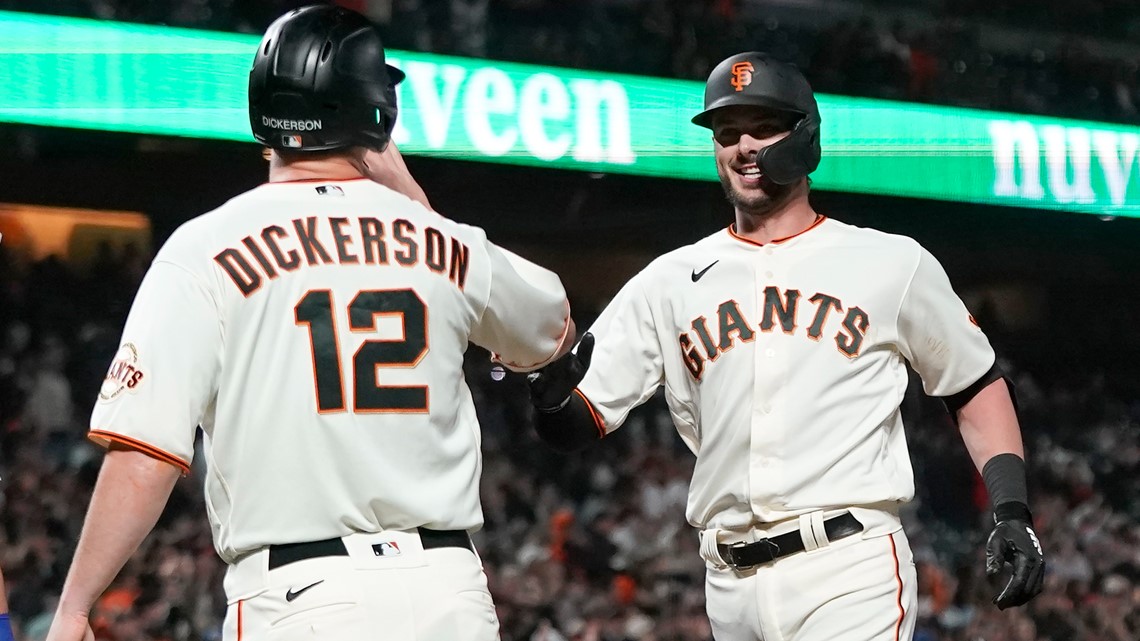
810, 511, 830, 549
797, 515, 819, 552
699, 529, 730, 568
224, 548, 269, 601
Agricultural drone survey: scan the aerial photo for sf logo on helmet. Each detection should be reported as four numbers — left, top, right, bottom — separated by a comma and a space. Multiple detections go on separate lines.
731, 61, 754, 92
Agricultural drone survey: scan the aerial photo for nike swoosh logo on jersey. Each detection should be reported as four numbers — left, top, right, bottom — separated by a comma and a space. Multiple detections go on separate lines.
691, 260, 719, 282
285, 580, 324, 602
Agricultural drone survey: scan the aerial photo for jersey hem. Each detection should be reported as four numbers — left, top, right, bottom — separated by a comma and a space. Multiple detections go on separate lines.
938, 356, 1000, 406
492, 300, 573, 371
88, 430, 191, 476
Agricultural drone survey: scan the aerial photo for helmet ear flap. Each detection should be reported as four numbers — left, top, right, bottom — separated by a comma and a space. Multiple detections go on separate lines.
693, 52, 822, 183
374, 102, 398, 151
757, 116, 821, 185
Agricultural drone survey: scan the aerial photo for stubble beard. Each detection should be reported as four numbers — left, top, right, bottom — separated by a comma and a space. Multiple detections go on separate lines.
718, 169, 794, 218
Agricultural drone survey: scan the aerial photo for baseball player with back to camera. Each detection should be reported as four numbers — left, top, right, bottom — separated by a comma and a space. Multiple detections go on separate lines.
528, 52, 1045, 641
45, 6, 575, 641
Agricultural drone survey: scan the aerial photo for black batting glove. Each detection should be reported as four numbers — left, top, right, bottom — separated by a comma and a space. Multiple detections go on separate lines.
527, 333, 595, 412
985, 501, 1046, 610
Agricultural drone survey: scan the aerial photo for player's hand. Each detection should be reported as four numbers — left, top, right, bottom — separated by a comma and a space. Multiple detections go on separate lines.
527, 333, 594, 412
363, 142, 432, 210
44, 610, 95, 641
985, 502, 1045, 609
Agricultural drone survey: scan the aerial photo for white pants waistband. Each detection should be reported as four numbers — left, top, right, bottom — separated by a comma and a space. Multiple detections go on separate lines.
698, 504, 903, 569
224, 529, 440, 601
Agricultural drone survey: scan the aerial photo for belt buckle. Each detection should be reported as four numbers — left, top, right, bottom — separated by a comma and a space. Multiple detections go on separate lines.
728, 538, 780, 570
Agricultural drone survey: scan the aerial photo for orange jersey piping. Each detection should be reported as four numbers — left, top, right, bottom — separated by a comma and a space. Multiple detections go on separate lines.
573, 388, 606, 439
889, 533, 905, 641
88, 430, 191, 476
494, 300, 573, 371
728, 214, 827, 247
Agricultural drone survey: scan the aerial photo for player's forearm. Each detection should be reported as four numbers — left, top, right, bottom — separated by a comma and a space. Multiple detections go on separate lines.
56, 447, 181, 616
0, 567, 8, 612
956, 378, 1029, 508
956, 378, 1024, 468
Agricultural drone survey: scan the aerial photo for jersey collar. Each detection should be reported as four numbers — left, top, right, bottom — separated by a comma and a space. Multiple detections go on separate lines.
263, 177, 370, 185
727, 214, 827, 248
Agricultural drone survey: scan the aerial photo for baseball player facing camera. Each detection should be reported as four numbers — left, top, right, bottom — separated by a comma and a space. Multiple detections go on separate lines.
529, 52, 1044, 641
46, 6, 574, 641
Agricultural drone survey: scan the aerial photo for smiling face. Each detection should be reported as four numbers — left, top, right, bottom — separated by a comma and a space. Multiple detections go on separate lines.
711, 105, 803, 216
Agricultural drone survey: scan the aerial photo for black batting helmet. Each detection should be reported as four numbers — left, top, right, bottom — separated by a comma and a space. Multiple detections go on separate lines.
249, 4, 405, 153
692, 52, 821, 185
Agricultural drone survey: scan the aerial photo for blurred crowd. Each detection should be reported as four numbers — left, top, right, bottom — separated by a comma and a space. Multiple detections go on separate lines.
938, 0, 1139, 41
1, 238, 1138, 641
1, 0, 1139, 125
1, 2, 1139, 640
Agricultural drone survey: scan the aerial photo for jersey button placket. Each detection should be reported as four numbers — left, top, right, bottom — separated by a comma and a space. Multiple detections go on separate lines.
750, 252, 779, 514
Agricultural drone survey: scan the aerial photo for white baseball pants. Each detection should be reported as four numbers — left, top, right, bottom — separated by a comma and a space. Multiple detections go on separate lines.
221, 529, 500, 641
703, 520, 918, 641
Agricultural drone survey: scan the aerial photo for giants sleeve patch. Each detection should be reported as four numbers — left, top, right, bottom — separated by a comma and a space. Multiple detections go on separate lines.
98, 343, 146, 402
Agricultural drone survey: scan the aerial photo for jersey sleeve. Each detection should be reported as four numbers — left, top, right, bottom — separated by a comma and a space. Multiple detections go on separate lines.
575, 270, 665, 433
469, 242, 571, 372
896, 246, 995, 397
89, 260, 223, 473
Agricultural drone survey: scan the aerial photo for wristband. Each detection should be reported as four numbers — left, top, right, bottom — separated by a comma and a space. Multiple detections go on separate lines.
0, 614, 15, 641
982, 453, 1028, 507
533, 392, 604, 452
993, 501, 1033, 525
535, 393, 573, 414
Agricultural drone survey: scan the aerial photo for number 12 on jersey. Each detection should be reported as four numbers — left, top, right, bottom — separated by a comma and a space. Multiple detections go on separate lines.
294, 288, 429, 414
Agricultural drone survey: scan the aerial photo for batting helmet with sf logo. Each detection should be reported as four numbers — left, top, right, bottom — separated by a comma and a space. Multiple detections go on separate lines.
692, 52, 822, 185
730, 61, 754, 91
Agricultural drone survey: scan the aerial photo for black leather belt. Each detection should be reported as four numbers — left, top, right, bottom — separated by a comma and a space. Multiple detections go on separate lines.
717, 512, 863, 570
267, 527, 473, 570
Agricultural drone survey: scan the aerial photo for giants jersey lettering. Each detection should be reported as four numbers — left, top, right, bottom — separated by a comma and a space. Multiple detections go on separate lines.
576, 218, 993, 533
90, 179, 570, 562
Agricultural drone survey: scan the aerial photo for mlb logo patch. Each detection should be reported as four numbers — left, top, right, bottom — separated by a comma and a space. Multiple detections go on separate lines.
372, 541, 402, 557
281, 134, 302, 148
316, 185, 345, 196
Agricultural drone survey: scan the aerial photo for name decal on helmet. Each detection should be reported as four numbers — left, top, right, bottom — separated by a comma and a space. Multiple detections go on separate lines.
730, 61, 754, 92
262, 116, 323, 131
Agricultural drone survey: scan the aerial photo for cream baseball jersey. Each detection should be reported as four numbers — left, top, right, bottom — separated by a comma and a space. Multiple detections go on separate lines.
90, 178, 571, 562
576, 217, 994, 533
